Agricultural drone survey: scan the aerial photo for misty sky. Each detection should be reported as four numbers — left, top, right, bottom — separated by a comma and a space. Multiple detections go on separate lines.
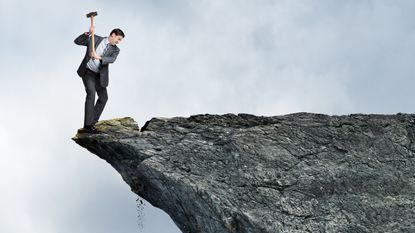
1, 0, 415, 232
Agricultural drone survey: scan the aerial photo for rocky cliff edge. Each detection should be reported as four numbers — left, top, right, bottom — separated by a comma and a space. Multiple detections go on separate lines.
73, 113, 415, 233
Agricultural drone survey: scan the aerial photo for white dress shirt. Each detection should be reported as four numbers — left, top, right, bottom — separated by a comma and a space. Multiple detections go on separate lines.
87, 37, 109, 73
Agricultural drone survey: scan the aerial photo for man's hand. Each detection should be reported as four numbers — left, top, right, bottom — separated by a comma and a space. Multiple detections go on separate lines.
84, 26, 95, 36
90, 51, 102, 60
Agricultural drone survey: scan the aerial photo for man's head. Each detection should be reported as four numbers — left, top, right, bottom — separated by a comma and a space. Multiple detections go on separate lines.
108, 28, 125, 46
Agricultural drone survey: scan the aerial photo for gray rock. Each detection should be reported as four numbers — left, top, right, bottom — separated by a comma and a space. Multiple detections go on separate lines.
73, 113, 415, 233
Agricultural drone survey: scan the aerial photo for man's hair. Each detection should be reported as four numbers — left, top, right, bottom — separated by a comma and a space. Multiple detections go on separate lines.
110, 28, 125, 38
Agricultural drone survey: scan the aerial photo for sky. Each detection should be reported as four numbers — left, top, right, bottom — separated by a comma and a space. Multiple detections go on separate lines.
1, 0, 415, 232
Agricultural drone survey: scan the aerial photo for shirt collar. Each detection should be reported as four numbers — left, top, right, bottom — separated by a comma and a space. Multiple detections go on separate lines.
104, 37, 110, 46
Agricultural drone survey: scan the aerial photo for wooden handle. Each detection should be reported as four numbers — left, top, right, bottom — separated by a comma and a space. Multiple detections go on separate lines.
90, 17, 95, 54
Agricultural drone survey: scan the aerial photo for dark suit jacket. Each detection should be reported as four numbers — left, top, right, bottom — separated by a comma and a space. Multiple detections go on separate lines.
74, 33, 120, 87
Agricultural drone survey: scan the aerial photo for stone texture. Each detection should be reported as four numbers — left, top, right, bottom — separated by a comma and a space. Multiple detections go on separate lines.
73, 113, 415, 233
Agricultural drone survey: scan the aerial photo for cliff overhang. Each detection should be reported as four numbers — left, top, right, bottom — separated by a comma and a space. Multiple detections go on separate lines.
73, 113, 415, 233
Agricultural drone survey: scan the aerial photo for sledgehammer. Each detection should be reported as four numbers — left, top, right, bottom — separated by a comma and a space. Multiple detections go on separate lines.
86, 11, 98, 55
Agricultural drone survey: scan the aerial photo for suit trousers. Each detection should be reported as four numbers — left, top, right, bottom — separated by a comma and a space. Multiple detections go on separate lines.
82, 69, 108, 127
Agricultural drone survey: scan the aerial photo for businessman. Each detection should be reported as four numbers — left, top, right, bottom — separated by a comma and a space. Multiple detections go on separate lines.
74, 26, 124, 133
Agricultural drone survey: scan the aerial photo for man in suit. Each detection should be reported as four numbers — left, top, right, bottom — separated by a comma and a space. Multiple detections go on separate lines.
74, 26, 125, 133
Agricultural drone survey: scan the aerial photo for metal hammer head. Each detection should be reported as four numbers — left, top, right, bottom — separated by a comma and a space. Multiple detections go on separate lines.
86, 11, 98, 18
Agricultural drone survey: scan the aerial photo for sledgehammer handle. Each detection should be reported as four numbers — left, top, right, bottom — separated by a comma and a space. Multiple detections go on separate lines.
86, 11, 98, 56
90, 16, 95, 54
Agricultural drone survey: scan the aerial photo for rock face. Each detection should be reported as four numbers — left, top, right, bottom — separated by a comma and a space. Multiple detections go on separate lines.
73, 113, 415, 233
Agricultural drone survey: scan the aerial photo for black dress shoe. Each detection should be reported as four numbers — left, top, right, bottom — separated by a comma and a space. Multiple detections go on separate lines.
78, 125, 99, 133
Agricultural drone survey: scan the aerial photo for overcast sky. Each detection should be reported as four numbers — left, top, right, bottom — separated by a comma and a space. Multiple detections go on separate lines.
1, 0, 415, 232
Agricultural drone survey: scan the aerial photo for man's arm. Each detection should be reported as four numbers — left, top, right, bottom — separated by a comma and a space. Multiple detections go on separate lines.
74, 26, 94, 46
90, 50, 119, 64
101, 50, 120, 65
74, 32, 91, 46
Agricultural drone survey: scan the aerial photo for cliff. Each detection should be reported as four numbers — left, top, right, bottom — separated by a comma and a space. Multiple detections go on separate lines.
73, 113, 415, 233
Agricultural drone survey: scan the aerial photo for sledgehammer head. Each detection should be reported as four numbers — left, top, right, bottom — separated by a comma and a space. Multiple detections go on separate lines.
86, 11, 98, 18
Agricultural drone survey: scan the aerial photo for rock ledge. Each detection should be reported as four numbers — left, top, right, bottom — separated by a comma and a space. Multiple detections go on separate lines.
73, 113, 415, 233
